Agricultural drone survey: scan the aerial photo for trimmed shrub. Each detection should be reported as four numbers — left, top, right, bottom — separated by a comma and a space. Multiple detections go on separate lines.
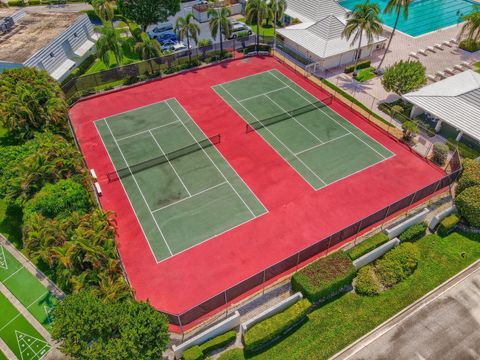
199, 330, 236, 355
459, 39, 480, 53
344, 60, 371, 73
243, 299, 311, 353
292, 251, 356, 302
399, 223, 427, 242
457, 159, 480, 194
8, 0, 25, 6
432, 142, 449, 165
347, 232, 389, 260
355, 265, 381, 296
437, 214, 460, 237
376, 242, 419, 288
183, 345, 203, 360
456, 186, 480, 227
218, 348, 245, 360
376, 257, 405, 287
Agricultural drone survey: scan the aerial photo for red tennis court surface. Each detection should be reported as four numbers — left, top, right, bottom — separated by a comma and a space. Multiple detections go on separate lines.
70, 56, 446, 331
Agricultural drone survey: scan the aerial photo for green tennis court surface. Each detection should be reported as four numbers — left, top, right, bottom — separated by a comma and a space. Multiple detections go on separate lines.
214, 70, 394, 189
96, 98, 267, 262
0, 292, 50, 360
0, 245, 57, 331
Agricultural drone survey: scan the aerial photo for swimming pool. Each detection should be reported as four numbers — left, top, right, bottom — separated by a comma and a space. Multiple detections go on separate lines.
340, 0, 476, 37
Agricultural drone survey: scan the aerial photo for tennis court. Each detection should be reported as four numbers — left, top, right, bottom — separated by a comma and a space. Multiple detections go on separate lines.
96, 98, 267, 262
214, 69, 394, 189
0, 292, 50, 360
0, 245, 57, 330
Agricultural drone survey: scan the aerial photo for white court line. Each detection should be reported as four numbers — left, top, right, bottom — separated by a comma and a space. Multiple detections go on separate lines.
294, 133, 351, 156
103, 119, 174, 256
238, 86, 289, 102
0, 312, 21, 332
148, 130, 192, 197
267, 70, 392, 160
212, 69, 276, 88
116, 120, 179, 141
165, 100, 257, 217
2, 267, 23, 283
152, 181, 227, 213
264, 93, 325, 144
216, 84, 328, 187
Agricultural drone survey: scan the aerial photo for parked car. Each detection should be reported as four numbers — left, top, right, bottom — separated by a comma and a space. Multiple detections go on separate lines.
226, 22, 252, 39
154, 31, 177, 43
147, 23, 174, 39
161, 41, 189, 53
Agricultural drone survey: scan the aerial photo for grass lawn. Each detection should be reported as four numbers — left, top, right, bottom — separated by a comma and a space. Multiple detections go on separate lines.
249, 232, 480, 359
238, 18, 275, 37
85, 38, 140, 75
354, 67, 376, 82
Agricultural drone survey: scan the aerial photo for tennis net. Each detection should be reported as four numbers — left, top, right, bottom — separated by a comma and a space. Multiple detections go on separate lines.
245, 96, 334, 133
107, 134, 221, 182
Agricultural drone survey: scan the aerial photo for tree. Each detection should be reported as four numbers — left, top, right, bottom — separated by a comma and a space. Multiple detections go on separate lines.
246, 0, 273, 51
0, 68, 68, 140
135, 32, 162, 60
208, 7, 231, 54
401, 120, 418, 143
458, 6, 480, 42
342, 1, 383, 76
118, 0, 180, 32
96, 22, 127, 67
52, 291, 169, 360
268, 0, 286, 48
456, 185, 480, 227
431, 142, 449, 166
92, 0, 115, 23
377, 0, 412, 71
175, 13, 200, 61
382, 60, 426, 96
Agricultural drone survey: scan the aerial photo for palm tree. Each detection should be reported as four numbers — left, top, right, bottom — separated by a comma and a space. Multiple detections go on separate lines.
96, 22, 126, 67
92, 0, 114, 24
342, 1, 383, 76
268, 0, 286, 49
377, 0, 411, 71
458, 6, 480, 42
175, 13, 200, 62
208, 7, 231, 55
246, 0, 273, 51
135, 32, 162, 60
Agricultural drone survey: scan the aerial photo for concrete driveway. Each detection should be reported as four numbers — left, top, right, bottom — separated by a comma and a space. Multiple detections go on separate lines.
333, 261, 480, 360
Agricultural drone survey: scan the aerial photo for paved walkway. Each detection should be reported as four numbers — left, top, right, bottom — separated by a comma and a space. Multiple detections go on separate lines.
332, 259, 480, 360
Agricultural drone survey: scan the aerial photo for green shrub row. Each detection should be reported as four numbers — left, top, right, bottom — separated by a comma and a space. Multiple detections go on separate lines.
183, 345, 203, 360
182, 330, 236, 360
456, 186, 480, 227
292, 251, 356, 302
243, 299, 311, 353
218, 348, 245, 360
398, 223, 427, 242
355, 265, 382, 296
347, 232, 389, 260
344, 60, 371, 74
459, 39, 480, 53
437, 214, 460, 237
457, 159, 480, 194
243, 44, 271, 54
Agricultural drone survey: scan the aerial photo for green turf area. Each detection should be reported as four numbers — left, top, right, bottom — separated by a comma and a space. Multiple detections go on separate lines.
85, 39, 140, 75
0, 291, 50, 360
0, 349, 7, 360
354, 67, 376, 82
249, 232, 480, 359
0, 245, 58, 330
214, 70, 393, 190
96, 98, 267, 262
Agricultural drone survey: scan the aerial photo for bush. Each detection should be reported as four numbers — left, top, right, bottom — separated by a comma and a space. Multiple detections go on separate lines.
457, 159, 480, 194
398, 223, 427, 242
355, 265, 381, 296
23, 179, 91, 222
28, 0, 41, 4
292, 251, 356, 302
183, 346, 203, 360
204, 50, 232, 63
456, 186, 480, 227
376, 242, 419, 288
347, 232, 389, 260
198, 38, 212, 47
8, 0, 25, 6
199, 330, 236, 354
459, 39, 480, 52
243, 299, 311, 353
243, 44, 271, 53
402, 120, 418, 142
344, 60, 371, 73
432, 142, 449, 165
437, 214, 460, 237
382, 60, 427, 96
218, 348, 245, 360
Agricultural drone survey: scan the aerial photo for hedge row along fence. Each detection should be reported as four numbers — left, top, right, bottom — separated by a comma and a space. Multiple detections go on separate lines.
182, 330, 237, 360
347, 233, 389, 261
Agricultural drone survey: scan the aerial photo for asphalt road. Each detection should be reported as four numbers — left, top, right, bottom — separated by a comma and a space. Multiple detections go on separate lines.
333, 261, 480, 360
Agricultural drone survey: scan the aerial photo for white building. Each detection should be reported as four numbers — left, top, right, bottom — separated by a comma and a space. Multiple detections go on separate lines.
0, 9, 97, 82
277, 0, 386, 71
404, 70, 480, 144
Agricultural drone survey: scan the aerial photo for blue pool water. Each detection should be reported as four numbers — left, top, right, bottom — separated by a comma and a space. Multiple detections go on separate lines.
340, 0, 476, 37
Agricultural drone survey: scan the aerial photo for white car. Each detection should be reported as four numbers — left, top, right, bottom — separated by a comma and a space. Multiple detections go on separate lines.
147, 23, 174, 39
227, 22, 252, 39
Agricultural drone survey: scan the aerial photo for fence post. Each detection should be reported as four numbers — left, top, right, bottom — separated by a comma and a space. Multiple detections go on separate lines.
354, 219, 363, 245
262, 270, 266, 295
178, 315, 185, 341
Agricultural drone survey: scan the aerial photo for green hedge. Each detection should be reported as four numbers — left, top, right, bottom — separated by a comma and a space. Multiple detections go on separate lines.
355, 265, 381, 296
243, 299, 311, 353
199, 330, 236, 354
344, 60, 371, 73
7, 0, 25, 6
218, 348, 245, 360
398, 223, 427, 242
459, 39, 480, 52
437, 214, 460, 237
244, 44, 271, 53
457, 159, 480, 194
183, 345, 203, 360
456, 186, 480, 227
347, 233, 389, 260
292, 251, 356, 302
376, 242, 419, 288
